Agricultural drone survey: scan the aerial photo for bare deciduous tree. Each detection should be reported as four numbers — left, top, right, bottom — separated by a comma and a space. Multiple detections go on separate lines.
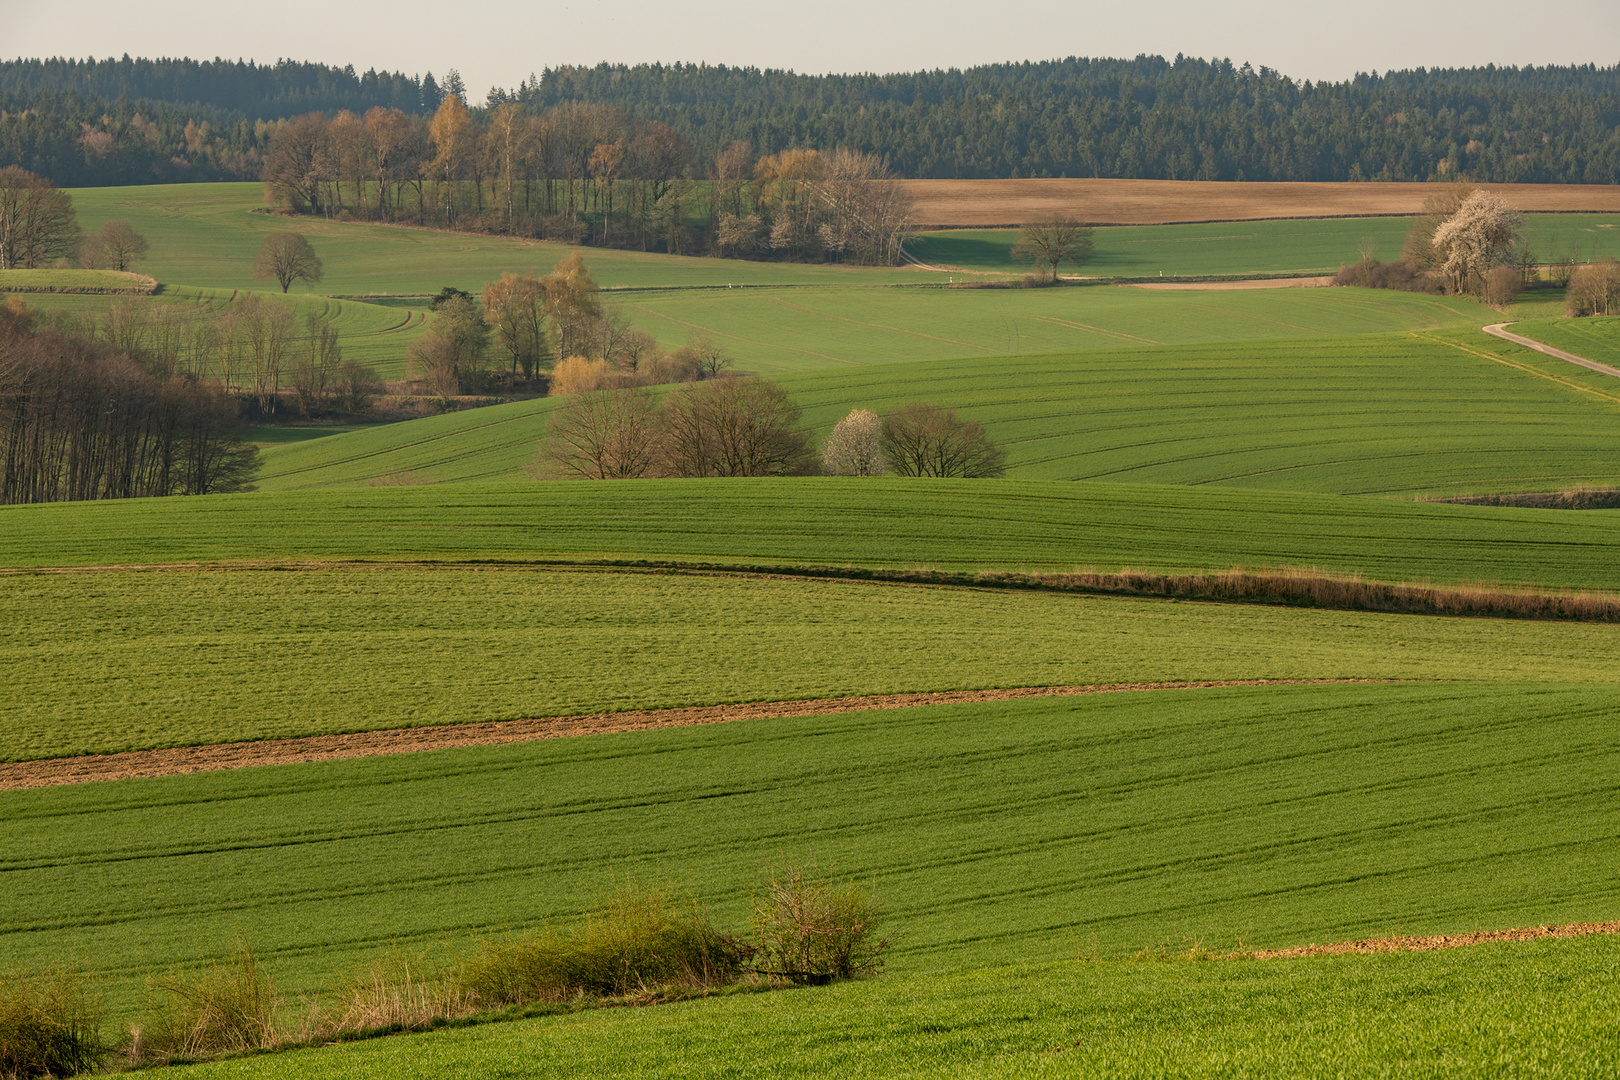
881, 403, 1006, 478
660, 375, 813, 477
85, 220, 150, 272
0, 167, 79, 270
253, 233, 324, 293
1011, 217, 1095, 284
542, 385, 663, 479
482, 272, 551, 380
1566, 258, 1620, 317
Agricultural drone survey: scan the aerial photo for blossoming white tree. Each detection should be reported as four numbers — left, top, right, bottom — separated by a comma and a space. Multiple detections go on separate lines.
820, 408, 886, 476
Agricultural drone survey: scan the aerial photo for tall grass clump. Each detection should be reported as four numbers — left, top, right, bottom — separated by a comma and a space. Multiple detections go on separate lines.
132, 940, 281, 1063
750, 866, 892, 985
0, 970, 104, 1078
322, 947, 472, 1037
458, 885, 746, 1007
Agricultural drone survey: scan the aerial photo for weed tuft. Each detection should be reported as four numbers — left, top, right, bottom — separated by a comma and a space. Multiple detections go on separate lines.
458, 885, 747, 1007
135, 940, 281, 1063
750, 866, 892, 984
0, 969, 104, 1079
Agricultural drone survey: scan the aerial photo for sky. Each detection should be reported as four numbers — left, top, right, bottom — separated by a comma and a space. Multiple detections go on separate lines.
11, 0, 1620, 100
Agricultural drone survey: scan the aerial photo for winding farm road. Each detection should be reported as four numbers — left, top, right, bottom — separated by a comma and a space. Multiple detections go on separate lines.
1483, 323, 1620, 379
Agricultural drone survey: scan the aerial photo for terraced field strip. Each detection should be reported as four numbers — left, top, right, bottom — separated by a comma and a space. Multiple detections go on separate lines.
0, 679, 1399, 790
899, 178, 1620, 227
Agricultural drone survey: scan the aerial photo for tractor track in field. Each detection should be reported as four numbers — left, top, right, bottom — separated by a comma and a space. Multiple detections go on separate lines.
0, 679, 1399, 790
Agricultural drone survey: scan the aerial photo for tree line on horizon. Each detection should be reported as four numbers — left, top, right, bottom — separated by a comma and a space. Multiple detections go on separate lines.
2, 56, 1619, 188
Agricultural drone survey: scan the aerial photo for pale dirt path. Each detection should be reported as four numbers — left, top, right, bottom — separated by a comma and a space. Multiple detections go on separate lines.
1252, 919, 1620, 959
1483, 323, 1620, 379
0, 680, 1394, 791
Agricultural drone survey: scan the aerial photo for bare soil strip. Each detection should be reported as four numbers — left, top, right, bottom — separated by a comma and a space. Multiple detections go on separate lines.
900, 178, 1620, 228
1253, 920, 1620, 959
1126, 276, 1335, 291
1483, 322, 1620, 380
0, 680, 1382, 791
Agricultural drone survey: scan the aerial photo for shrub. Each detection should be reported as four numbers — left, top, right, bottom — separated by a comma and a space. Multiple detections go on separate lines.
0, 970, 104, 1078
750, 866, 892, 984
457, 885, 746, 1007
549, 356, 613, 396
135, 940, 281, 1062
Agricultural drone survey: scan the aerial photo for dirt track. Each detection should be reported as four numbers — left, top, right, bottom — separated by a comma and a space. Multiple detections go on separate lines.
1126, 276, 1335, 291
0, 680, 1382, 790
1253, 920, 1620, 959
900, 178, 1620, 228
1484, 323, 1620, 379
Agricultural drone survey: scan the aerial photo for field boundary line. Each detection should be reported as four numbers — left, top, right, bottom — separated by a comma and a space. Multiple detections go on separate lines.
0, 679, 1412, 790
7, 558, 1620, 623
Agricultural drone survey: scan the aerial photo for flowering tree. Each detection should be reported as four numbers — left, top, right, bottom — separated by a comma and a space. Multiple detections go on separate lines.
1430, 190, 1522, 296
821, 409, 886, 476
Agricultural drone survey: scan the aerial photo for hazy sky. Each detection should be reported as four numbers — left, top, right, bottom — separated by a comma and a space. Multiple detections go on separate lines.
12, 0, 1620, 101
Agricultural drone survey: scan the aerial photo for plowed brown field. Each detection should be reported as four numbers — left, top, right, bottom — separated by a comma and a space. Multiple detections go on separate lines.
900, 178, 1620, 227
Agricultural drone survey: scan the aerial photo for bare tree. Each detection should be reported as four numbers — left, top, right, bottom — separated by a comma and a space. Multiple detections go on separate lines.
543, 385, 663, 478
407, 294, 488, 394
1011, 218, 1095, 284
0, 167, 79, 270
82, 220, 149, 272
881, 403, 1006, 478
482, 272, 551, 380
1566, 259, 1620, 317
821, 408, 886, 476
253, 233, 324, 293
289, 312, 343, 416
668, 332, 733, 380
659, 376, 813, 477
262, 113, 332, 214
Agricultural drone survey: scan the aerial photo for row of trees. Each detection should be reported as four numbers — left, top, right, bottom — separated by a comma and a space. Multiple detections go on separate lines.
0, 300, 259, 503
7, 56, 1620, 188
262, 102, 914, 263
544, 383, 1006, 481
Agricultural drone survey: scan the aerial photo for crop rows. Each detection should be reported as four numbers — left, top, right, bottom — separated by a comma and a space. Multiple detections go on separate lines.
5, 683, 1620, 1018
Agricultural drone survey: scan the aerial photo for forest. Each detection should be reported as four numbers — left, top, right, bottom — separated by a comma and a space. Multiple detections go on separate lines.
2, 55, 1618, 187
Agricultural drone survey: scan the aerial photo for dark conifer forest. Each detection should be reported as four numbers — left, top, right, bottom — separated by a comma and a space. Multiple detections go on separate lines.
1, 54, 1617, 186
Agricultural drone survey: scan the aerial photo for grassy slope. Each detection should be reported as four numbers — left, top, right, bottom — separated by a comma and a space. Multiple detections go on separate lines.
170, 936, 1620, 1079
913, 213, 1620, 278
7, 683, 1620, 1008
7, 566, 1620, 759
9, 479, 1620, 588
0, 268, 152, 291
242, 324, 1620, 494
64, 183, 939, 293
1512, 315, 1620, 371
620, 282, 1482, 372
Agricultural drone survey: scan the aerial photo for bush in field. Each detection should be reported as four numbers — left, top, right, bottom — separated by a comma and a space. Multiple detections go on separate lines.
457, 885, 745, 1006
134, 941, 281, 1063
821, 408, 886, 476
750, 866, 892, 984
0, 970, 104, 1078
881, 402, 1005, 478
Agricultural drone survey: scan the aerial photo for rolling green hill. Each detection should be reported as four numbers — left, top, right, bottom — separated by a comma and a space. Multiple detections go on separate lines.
241, 325, 1620, 495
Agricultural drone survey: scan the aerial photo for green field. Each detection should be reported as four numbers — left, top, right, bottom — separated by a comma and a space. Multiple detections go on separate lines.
237, 324, 1620, 495
617, 282, 1482, 372
167, 935, 1620, 1079
7, 682, 1620, 1006
1513, 315, 1620, 370
11, 479, 1620, 589
8, 565, 1620, 760
913, 214, 1620, 279
63, 183, 939, 294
